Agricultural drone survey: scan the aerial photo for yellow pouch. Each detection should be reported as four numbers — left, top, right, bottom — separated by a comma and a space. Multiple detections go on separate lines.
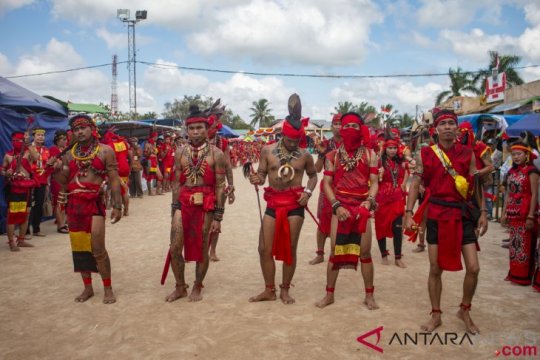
454, 175, 469, 200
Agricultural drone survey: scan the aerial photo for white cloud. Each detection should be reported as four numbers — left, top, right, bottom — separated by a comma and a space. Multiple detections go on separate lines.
48, 0, 241, 28
330, 79, 444, 116
0, 0, 35, 15
141, 60, 295, 120
96, 28, 126, 50
0, 52, 13, 74
187, 0, 383, 66
5, 38, 117, 107
416, 0, 501, 28
523, 3, 540, 26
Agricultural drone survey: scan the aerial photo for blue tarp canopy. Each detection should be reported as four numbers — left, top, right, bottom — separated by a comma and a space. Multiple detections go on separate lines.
139, 118, 183, 127
506, 113, 540, 136
0, 77, 68, 233
218, 125, 240, 138
458, 113, 524, 137
98, 121, 181, 140
0, 77, 67, 116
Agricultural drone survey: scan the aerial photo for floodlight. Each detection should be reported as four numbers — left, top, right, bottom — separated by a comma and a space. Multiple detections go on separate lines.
117, 9, 129, 20
135, 10, 147, 20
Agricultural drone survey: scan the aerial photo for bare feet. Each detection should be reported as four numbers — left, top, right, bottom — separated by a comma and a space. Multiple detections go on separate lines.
9, 242, 20, 252
420, 314, 442, 332
395, 259, 407, 268
189, 283, 204, 302
457, 308, 480, 334
280, 288, 295, 304
17, 240, 34, 248
75, 287, 94, 302
103, 287, 116, 304
381, 256, 390, 265
209, 252, 220, 262
309, 255, 324, 265
123, 209, 129, 216
363, 295, 379, 310
165, 284, 188, 302
248, 287, 277, 302
315, 293, 334, 308
412, 244, 426, 253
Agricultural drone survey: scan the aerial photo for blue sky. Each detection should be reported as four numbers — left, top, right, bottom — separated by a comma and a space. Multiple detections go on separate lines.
1, 0, 539, 123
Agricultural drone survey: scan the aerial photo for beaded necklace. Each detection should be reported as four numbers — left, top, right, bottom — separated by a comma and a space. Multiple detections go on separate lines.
71, 140, 104, 178
185, 142, 209, 183
338, 145, 365, 171
276, 140, 301, 165
385, 157, 399, 188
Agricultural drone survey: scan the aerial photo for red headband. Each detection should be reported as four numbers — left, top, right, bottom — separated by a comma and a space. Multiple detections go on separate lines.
434, 112, 458, 127
384, 139, 399, 149
11, 132, 25, 141
332, 113, 342, 124
185, 116, 208, 126
71, 116, 95, 129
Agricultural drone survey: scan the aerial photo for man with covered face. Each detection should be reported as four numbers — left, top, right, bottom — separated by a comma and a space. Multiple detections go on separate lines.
1, 132, 38, 251
315, 112, 379, 310
248, 97, 317, 304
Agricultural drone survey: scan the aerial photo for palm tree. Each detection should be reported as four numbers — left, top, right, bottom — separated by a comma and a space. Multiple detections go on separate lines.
473, 51, 524, 93
249, 99, 274, 129
355, 101, 377, 119
435, 67, 480, 105
333, 101, 355, 114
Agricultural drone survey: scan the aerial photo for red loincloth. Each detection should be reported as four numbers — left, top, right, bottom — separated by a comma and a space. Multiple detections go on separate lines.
66, 182, 104, 273
331, 192, 371, 270
264, 187, 303, 265
179, 186, 215, 262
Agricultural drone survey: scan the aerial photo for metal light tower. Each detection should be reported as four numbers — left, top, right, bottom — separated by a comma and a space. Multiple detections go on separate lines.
117, 9, 147, 116
111, 54, 118, 116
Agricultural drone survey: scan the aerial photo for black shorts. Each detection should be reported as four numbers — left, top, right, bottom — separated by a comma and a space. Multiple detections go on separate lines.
265, 207, 305, 219
426, 218, 477, 246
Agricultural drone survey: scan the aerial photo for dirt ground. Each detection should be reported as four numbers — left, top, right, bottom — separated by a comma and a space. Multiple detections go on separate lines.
1, 167, 538, 360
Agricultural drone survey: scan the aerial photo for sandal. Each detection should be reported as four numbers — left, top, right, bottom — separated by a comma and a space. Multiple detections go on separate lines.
57, 225, 69, 234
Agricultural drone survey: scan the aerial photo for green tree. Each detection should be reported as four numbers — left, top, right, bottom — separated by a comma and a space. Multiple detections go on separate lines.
355, 101, 377, 119
249, 99, 274, 128
162, 95, 212, 119
394, 113, 415, 128
334, 101, 355, 114
226, 114, 251, 129
473, 51, 524, 93
435, 67, 480, 105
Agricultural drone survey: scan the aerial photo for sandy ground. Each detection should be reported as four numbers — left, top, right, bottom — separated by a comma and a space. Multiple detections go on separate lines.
1, 166, 539, 360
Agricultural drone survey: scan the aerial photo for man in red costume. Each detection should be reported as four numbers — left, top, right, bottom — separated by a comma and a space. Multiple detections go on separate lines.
55, 115, 122, 304
248, 94, 317, 304
206, 108, 235, 262
144, 132, 163, 195
29, 127, 51, 236
49, 130, 69, 233
405, 109, 488, 334
457, 122, 494, 217
160, 134, 175, 192
315, 112, 379, 310
309, 113, 342, 265
1, 132, 38, 251
103, 131, 131, 216
166, 106, 226, 302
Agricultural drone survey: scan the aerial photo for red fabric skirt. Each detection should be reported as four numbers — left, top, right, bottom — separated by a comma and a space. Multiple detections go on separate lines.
507, 220, 538, 285
179, 186, 215, 262
316, 189, 332, 236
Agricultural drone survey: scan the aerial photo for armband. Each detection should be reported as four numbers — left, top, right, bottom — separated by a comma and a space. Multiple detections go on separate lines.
323, 170, 334, 176
369, 167, 379, 175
